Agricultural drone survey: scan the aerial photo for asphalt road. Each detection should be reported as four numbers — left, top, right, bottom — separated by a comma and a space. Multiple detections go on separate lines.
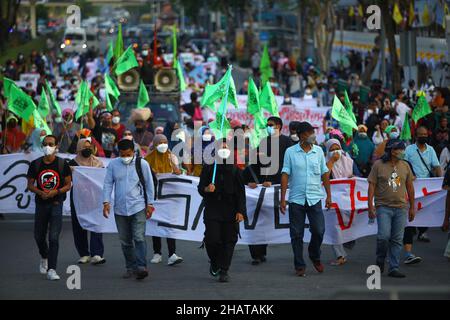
0, 214, 449, 300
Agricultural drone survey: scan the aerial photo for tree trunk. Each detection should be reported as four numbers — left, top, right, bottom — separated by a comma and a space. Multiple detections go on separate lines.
312, 0, 336, 73
361, 34, 381, 84
379, 0, 402, 92
0, 0, 21, 53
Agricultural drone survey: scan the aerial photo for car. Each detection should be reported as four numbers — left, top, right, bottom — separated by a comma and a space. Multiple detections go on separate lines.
60, 28, 88, 54
117, 90, 181, 129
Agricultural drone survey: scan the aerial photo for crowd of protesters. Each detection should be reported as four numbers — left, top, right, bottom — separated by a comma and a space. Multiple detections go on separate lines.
0, 39, 449, 282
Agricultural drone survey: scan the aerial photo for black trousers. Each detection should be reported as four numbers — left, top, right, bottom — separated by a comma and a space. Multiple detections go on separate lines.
152, 237, 176, 257
248, 244, 267, 260
404, 227, 429, 244
204, 220, 238, 272
34, 202, 63, 270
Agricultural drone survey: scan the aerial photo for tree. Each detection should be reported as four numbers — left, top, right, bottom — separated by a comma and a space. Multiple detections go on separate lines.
0, 0, 21, 53
310, 0, 337, 73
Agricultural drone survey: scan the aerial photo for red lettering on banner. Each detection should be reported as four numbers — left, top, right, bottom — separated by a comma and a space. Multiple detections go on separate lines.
330, 180, 357, 230
417, 187, 440, 211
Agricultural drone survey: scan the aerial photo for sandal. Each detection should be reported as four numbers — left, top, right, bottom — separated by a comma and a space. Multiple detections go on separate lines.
330, 257, 347, 266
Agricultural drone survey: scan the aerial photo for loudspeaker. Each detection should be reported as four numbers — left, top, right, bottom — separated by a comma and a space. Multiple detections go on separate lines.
117, 68, 140, 91
154, 68, 178, 92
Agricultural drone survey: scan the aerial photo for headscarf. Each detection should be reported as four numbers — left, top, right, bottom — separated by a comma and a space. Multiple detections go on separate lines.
384, 125, 397, 134
29, 128, 45, 152
73, 139, 104, 167
144, 134, 173, 174
325, 139, 354, 179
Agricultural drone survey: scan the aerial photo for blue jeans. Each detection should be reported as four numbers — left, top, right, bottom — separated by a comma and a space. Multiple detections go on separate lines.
115, 210, 147, 271
376, 206, 407, 273
288, 201, 325, 269
34, 202, 63, 270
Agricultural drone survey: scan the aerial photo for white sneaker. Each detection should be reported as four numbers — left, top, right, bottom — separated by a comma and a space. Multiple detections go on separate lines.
90, 255, 106, 265
47, 269, 60, 281
39, 258, 48, 274
151, 253, 162, 264
78, 256, 91, 264
167, 253, 183, 266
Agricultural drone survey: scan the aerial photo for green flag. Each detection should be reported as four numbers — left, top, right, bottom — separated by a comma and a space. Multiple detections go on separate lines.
45, 80, 62, 117
106, 40, 114, 64
200, 67, 238, 112
209, 110, 231, 140
37, 87, 50, 119
247, 77, 260, 115
32, 109, 52, 135
105, 91, 114, 112
259, 44, 273, 85
115, 46, 139, 75
137, 80, 150, 109
3, 77, 16, 98
249, 108, 269, 149
113, 23, 124, 60
75, 81, 93, 120
174, 58, 187, 92
105, 74, 120, 100
331, 95, 357, 136
259, 82, 279, 117
412, 94, 432, 123
400, 112, 411, 141
344, 90, 357, 124
7, 85, 36, 121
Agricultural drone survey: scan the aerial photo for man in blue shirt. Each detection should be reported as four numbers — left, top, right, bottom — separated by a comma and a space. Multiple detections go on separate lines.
103, 139, 155, 280
280, 122, 332, 277
403, 126, 443, 262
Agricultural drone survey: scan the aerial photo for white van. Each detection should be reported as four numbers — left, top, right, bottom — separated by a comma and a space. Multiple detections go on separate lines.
86, 31, 100, 53
60, 28, 87, 54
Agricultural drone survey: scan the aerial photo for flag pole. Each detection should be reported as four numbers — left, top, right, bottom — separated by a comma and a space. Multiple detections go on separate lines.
211, 65, 233, 184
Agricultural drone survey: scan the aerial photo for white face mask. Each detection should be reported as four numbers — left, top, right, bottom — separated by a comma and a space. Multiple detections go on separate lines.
112, 116, 120, 124
121, 156, 134, 165
291, 134, 299, 142
156, 143, 169, 153
43, 146, 56, 156
217, 148, 231, 159
54, 117, 63, 123
390, 132, 399, 139
202, 134, 212, 142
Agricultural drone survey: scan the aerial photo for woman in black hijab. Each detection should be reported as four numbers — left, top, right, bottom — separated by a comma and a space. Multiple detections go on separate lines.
198, 139, 246, 282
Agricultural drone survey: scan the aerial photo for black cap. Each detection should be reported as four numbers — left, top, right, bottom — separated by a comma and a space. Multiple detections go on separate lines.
386, 139, 406, 151
118, 139, 135, 151
296, 122, 317, 135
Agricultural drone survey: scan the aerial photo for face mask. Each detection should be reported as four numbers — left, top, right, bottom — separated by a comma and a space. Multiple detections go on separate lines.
81, 148, 92, 158
202, 134, 212, 142
389, 132, 399, 139
43, 146, 56, 156
394, 151, 405, 160
54, 117, 63, 123
358, 132, 367, 138
291, 134, 299, 142
112, 116, 120, 124
332, 150, 342, 156
217, 148, 231, 159
142, 50, 148, 57
244, 132, 252, 139
267, 126, 275, 136
416, 137, 428, 145
121, 156, 134, 165
284, 99, 292, 104
156, 143, 168, 153
306, 134, 316, 145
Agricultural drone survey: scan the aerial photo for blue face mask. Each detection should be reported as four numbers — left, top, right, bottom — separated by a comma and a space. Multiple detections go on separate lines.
267, 126, 275, 136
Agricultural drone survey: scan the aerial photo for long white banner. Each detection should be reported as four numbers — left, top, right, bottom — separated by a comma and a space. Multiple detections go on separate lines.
0, 153, 444, 245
